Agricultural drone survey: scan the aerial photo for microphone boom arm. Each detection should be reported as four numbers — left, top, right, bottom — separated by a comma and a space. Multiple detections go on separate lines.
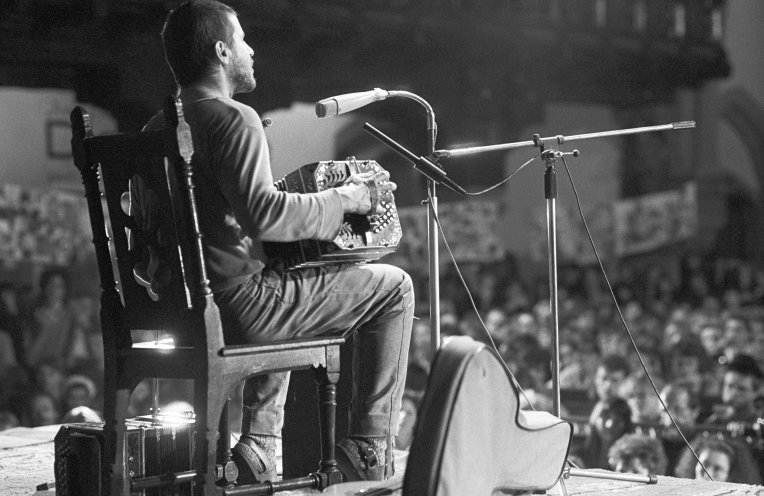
433, 121, 696, 158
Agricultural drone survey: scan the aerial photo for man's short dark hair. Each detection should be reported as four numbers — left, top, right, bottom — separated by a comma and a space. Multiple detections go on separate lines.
161, 0, 237, 86
600, 354, 630, 377
727, 354, 763, 380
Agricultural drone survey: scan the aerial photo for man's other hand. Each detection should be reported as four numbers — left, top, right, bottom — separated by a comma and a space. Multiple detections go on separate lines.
335, 170, 396, 215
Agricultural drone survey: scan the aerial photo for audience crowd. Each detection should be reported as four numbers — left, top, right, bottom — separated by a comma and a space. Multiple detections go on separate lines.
2, 251, 763, 484
402, 252, 764, 484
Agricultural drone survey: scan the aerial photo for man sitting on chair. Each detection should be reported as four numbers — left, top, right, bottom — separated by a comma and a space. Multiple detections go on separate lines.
152, 0, 414, 483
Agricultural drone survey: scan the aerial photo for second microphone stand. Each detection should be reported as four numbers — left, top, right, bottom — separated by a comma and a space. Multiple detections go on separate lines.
433, 121, 695, 492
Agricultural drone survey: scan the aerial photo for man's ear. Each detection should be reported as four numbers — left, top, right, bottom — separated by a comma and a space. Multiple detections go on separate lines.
214, 40, 229, 64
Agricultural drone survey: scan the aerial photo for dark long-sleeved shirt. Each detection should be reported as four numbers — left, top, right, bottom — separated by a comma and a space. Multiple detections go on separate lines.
148, 96, 344, 292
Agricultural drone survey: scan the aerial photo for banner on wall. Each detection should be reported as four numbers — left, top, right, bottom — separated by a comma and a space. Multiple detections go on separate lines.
613, 182, 697, 257
528, 199, 615, 265
385, 200, 506, 270
0, 184, 91, 268
528, 182, 698, 265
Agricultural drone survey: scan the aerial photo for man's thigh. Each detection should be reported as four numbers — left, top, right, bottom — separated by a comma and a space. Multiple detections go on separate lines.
216, 263, 411, 344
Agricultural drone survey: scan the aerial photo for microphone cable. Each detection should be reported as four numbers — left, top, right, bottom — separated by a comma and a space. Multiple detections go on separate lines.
557, 154, 713, 480
424, 190, 538, 412
420, 148, 713, 479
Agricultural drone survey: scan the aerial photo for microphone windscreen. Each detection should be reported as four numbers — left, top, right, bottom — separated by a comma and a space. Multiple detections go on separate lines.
315, 100, 338, 118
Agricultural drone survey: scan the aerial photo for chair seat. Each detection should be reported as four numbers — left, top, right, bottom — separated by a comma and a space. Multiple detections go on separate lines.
221, 336, 346, 356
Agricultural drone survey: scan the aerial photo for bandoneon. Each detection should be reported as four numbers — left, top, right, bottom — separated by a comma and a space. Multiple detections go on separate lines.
264, 157, 402, 270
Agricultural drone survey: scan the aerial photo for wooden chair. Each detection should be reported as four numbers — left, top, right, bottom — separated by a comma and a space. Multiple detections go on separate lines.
70, 96, 344, 495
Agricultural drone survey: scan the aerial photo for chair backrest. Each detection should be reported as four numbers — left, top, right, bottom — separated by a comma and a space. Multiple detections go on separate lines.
71, 96, 215, 345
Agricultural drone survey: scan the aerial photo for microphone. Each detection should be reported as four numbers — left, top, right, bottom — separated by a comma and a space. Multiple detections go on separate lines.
363, 122, 466, 196
316, 88, 390, 118
261, 118, 273, 128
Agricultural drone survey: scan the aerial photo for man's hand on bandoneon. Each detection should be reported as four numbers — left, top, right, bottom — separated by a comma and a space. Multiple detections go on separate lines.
336, 170, 396, 215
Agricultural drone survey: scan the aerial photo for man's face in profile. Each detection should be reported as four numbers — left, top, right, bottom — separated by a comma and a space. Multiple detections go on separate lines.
225, 13, 256, 94
721, 370, 755, 411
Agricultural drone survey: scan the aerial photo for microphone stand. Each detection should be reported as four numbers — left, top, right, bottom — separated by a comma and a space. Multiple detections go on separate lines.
316, 89, 444, 358
368, 91, 443, 360
433, 121, 695, 492
390, 92, 443, 362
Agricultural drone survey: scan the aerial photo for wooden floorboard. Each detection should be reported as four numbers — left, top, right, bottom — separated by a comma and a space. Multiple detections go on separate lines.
2, 426, 761, 495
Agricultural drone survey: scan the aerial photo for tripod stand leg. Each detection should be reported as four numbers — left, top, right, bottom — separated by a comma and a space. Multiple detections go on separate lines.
548, 476, 569, 496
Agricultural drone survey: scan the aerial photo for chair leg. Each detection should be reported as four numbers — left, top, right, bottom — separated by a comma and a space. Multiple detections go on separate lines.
103, 386, 133, 496
194, 381, 225, 495
314, 366, 342, 488
216, 397, 238, 487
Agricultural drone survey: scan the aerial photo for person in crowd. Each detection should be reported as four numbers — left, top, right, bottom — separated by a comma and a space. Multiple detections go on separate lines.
705, 354, 762, 424
582, 354, 633, 469
0, 327, 17, 369
0, 410, 20, 431
407, 317, 432, 372
65, 295, 103, 372
62, 374, 98, 413
0, 282, 26, 367
33, 362, 66, 406
658, 381, 699, 474
156, 0, 413, 483
698, 321, 725, 365
24, 266, 74, 368
621, 375, 661, 425
607, 433, 668, 476
721, 315, 751, 362
674, 436, 762, 485
23, 390, 60, 427
664, 337, 707, 397
558, 336, 598, 391
659, 381, 697, 429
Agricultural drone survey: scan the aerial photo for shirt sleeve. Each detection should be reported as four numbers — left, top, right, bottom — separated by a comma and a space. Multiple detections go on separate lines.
213, 106, 344, 242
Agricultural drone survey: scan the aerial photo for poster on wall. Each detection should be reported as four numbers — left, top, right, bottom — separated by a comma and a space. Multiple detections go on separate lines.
528, 200, 615, 266
527, 182, 697, 265
613, 182, 697, 257
386, 200, 506, 271
0, 183, 91, 269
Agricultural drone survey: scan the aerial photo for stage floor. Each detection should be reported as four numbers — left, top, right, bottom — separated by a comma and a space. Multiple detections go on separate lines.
2, 426, 762, 496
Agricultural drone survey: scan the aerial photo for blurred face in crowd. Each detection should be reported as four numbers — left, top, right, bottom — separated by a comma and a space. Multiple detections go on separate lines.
64, 385, 92, 411
626, 383, 661, 423
660, 386, 695, 426
695, 448, 731, 482
671, 354, 701, 380
29, 393, 59, 427
595, 366, 625, 402
614, 456, 650, 476
35, 364, 64, 399
699, 324, 723, 356
723, 318, 749, 352
43, 273, 67, 305
722, 289, 743, 311
721, 371, 756, 412
485, 308, 508, 341
663, 322, 686, 347
0, 286, 18, 314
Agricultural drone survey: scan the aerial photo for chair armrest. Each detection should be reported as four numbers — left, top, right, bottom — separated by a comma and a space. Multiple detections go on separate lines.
220, 336, 346, 357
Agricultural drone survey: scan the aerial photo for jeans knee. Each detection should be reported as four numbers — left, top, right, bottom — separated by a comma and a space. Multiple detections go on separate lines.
380, 264, 414, 305
399, 270, 414, 305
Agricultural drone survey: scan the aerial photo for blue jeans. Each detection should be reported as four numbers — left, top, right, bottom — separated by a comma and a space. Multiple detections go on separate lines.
215, 263, 414, 439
